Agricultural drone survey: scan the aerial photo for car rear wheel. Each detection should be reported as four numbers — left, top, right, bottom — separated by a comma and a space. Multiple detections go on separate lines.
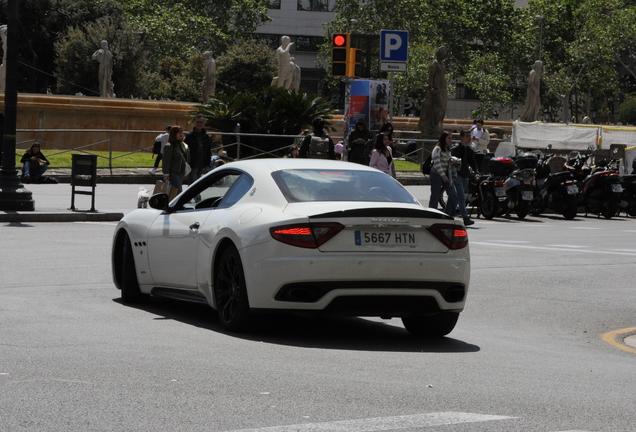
214, 245, 252, 332
401, 312, 459, 338
120, 233, 146, 303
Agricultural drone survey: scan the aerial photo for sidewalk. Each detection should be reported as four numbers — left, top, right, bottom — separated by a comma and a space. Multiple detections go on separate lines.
0, 169, 428, 223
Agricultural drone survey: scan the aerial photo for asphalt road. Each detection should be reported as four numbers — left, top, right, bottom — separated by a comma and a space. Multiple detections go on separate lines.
1, 184, 635, 432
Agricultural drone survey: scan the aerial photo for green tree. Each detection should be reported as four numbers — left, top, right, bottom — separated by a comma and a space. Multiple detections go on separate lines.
618, 94, 636, 125
54, 17, 146, 97
193, 86, 335, 157
0, 0, 124, 93
215, 40, 278, 95
119, 0, 271, 61
137, 53, 204, 102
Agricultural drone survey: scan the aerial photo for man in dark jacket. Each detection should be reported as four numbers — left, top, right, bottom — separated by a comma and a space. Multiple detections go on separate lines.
347, 117, 374, 164
184, 115, 212, 183
451, 130, 480, 226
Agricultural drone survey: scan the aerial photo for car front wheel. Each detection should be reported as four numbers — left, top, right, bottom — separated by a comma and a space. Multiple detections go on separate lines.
214, 245, 252, 332
401, 312, 459, 338
120, 233, 146, 303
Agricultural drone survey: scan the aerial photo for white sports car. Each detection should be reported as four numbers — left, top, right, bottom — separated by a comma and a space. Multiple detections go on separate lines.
111, 159, 470, 337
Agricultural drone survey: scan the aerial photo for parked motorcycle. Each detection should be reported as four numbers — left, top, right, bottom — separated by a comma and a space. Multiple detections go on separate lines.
530, 146, 578, 219
617, 170, 636, 217
480, 153, 537, 220
564, 148, 622, 219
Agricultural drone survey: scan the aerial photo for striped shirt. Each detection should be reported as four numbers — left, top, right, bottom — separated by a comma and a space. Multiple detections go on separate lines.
431, 145, 451, 177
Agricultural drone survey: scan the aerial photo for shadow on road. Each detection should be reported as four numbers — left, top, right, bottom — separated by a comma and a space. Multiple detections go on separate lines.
114, 297, 481, 354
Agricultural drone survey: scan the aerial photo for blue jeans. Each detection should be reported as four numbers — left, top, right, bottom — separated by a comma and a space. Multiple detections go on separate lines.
455, 175, 469, 219
22, 162, 47, 181
429, 171, 459, 217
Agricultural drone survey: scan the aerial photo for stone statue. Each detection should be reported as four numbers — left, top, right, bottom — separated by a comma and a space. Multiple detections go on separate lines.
520, 60, 543, 122
203, 51, 216, 102
92, 40, 114, 98
0, 25, 7, 92
290, 57, 301, 91
417, 46, 448, 137
275, 36, 295, 89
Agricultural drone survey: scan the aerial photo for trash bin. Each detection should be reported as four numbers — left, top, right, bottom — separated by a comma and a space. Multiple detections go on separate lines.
70, 154, 98, 212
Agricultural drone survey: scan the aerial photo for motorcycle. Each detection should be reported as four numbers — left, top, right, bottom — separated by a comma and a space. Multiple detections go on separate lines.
480, 152, 536, 220
564, 148, 622, 219
530, 145, 578, 219
617, 170, 636, 217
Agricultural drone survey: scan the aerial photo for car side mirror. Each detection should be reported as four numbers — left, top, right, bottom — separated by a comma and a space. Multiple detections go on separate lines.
149, 193, 171, 211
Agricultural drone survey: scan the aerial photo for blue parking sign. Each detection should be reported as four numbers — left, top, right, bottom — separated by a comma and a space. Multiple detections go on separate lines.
380, 30, 408, 62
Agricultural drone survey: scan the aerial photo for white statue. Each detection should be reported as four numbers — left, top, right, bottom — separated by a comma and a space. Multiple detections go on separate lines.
203, 51, 216, 102
92, 40, 114, 98
0, 25, 7, 92
275, 36, 295, 89
290, 57, 301, 91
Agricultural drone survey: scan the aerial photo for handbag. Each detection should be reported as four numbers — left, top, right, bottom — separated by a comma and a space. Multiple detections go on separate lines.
422, 154, 432, 175
153, 180, 179, 200
184, 161, 192, 177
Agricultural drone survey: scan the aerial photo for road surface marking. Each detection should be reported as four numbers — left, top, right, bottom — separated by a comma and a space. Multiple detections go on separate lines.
601, 327, 636, 354
471, 241, 636, 257
220, 412, 515, 432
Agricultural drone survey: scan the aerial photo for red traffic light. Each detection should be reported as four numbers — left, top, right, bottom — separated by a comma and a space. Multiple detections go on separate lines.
333, 34, 347, 47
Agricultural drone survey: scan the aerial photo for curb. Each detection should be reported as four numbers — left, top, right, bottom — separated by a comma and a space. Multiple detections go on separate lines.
0, 212, 124, 223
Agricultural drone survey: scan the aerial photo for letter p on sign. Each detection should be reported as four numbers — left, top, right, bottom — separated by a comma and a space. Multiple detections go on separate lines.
380, 30, 408, 62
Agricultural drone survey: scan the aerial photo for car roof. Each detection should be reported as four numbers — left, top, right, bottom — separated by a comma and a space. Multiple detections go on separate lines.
220, 158, 380, 174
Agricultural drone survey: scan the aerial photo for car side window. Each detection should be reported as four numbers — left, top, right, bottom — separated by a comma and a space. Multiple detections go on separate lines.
176, 171, 253, 211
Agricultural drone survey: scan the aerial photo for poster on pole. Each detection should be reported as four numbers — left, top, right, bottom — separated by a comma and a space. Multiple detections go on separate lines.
345, 79, 389, 134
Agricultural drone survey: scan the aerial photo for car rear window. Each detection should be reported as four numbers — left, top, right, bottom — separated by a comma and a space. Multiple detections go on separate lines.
271, 169, 418, 204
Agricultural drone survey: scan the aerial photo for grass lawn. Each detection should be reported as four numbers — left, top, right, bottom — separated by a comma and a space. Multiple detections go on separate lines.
16, 150, 422, 171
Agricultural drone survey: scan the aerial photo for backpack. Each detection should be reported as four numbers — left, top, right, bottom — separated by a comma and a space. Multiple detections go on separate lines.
308, 132, 330, 159
152, 140, 161, 156
422, 154, 432, 175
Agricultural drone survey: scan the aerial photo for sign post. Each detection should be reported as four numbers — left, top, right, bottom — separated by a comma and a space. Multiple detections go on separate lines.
379, 30, 408, 123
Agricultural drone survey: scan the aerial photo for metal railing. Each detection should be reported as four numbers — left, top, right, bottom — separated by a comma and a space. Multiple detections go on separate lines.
16, 129, 429, 173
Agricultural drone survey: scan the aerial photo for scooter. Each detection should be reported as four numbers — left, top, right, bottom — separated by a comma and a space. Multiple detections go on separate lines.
616, 171, 636, 217
530, 146, 578, 219
565, 149, 622, 219
480, 153, 536, 220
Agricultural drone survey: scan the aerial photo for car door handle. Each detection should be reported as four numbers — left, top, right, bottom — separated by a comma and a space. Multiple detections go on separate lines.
189, 222, 200, 230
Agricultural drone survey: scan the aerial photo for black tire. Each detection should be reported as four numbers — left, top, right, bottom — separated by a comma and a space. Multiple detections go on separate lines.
438, 189, 447, 210
516, 199, 529, 220
562, 195, 577, 220
601, 194, 619, 219
530, 194, 545, 216
480, 188, 498, 220
120, 233, 146, 303
214, 245, 252, 332
401, 312, 459, 338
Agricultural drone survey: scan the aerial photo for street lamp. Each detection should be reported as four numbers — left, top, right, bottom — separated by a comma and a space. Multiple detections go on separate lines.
536, 15, 544, 62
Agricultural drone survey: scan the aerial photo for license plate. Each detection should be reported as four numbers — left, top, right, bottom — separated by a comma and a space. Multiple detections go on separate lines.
611, 184, 623, 193
566, 184, 579, 195
355, 231, 417, 246
521, 191, 533, 201
495, 187, 507, 197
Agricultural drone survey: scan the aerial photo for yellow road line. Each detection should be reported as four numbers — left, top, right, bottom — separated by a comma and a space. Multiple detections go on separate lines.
601, 327, 636, 354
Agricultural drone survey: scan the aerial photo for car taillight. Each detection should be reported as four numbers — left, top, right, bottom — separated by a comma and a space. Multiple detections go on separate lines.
270, 223, 344, 248
428, 224, 468, 250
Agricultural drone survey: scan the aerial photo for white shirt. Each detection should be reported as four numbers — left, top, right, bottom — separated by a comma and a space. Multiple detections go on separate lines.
155, 132, 169, 155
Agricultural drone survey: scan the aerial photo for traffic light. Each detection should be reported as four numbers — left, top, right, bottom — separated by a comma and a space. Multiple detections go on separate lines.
331, 33, 349, 76
346, 48, 361, 78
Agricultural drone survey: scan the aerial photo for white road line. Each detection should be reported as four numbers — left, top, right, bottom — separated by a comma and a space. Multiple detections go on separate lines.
487, 240, 532, 244
569, 227, 602, 230
220, 412, 515, 432
471, 241, 636, 257
546, 245, 589, 248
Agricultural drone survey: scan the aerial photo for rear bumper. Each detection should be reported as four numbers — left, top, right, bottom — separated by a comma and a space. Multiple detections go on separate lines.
240, 241, 470, 315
